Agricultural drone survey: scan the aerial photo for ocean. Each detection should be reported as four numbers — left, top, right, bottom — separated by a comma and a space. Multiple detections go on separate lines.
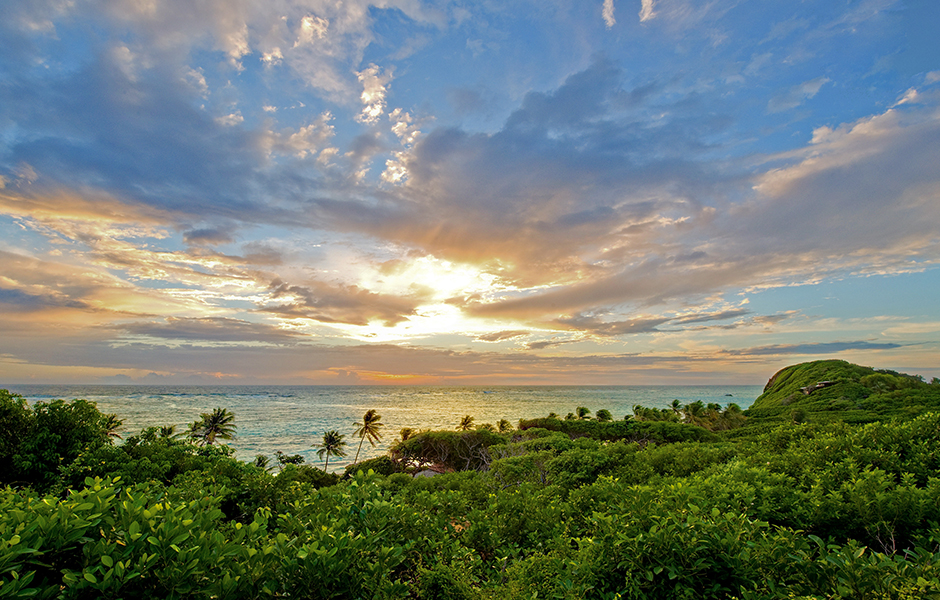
6, 384, 765, 472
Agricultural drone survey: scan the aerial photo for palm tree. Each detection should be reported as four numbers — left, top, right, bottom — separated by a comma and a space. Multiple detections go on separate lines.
457, 415, 474, 431
253, 454, 274, 472
595, 409, 612, 422
632, 404, 645, 421
353, 409, 384, 463
497, 419, 513, 433
683, 401, 706, 426
158, 425, 180, 439
101, 414, 123, 442
190, 407, 236, 446
671, 399, 682, 414
316, 430, 347, 471
399, 427, 416, 442
576, 406, 591, 420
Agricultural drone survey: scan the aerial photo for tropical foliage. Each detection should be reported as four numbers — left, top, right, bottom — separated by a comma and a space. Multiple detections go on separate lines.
315, 430, 347, 471
3, 360, 940, 598
353, 409, 384, 463
188, 407, 237, 446
0, 390, 121, 491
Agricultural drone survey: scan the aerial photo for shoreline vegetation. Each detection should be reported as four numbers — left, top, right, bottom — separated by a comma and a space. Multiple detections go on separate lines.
3, 360, 940, 598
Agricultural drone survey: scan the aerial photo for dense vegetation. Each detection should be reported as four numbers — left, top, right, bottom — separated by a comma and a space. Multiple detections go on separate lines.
3, 360, 940, 599
747, 359, 940, 426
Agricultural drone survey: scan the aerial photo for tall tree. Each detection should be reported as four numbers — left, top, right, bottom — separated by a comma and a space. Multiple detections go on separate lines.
683, 401, 706, 427
190, 407, 236, 446
353, 409, 384, 463
1, 396, 113, 491
158, 425, 181, 439
457, 415, 475, 431
101, 413, 124, 442
316, 430, 347, 471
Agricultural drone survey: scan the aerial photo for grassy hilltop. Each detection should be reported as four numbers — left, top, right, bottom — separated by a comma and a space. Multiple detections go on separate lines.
745, 359, 940, 426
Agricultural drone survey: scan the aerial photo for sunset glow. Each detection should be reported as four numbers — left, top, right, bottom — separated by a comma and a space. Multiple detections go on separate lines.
1, 0, 938, 384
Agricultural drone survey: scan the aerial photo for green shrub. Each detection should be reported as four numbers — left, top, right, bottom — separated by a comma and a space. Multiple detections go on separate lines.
0, 394, 117, 492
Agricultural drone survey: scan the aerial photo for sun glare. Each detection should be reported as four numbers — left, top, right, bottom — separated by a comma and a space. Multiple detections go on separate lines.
359, 255, 506, 303
310, 257, 535, 342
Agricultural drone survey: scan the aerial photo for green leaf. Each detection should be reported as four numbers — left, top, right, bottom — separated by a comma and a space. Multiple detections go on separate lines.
101, 555, 113, 568
83, 572, 97, 584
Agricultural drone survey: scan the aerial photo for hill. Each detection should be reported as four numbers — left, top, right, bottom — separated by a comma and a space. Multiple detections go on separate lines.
745, 359, 940, 424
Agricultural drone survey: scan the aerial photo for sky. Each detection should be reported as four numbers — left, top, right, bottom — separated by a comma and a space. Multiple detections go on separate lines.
1, 0, 938, 386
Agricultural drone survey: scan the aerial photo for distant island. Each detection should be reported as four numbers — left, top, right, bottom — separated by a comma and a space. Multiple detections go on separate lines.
2, 359, 940, 599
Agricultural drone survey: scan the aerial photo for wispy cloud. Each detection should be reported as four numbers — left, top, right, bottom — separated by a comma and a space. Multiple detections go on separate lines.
117, 317, 305, 344
721, 341, 903, 356
603, 0, 616, 28
767, 76, 830, 113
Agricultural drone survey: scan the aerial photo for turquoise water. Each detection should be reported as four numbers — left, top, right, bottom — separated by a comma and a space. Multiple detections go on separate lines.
7, 384, 764, 472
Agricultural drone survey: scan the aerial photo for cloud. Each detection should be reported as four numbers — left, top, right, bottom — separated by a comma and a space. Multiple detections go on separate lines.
672, 309, 751, 325
0, 249, 191, 336
0, 328, 725, 384
603, 0, 616, 28
547, 308, 750, 337
295, 14, 330, 46
751, 312, 799, 327
0, 49, 287, 225
11, 53, 931, 349
0, 287, 92, 312
84, 0, 440, 101
767, 76, 830, 113
356, 64, 393, 124
261, 278, 423, 327
525, 338, 581, 351
743, 103, 940, 261
367, 58, 731, 288
475, 330, 530, 343
721, 341, 903, 356
639, 0, 656, 22
183, 227, 237, 246
556, 314, 670, 336
265, 112, 336, 159
117, 317, 304, 344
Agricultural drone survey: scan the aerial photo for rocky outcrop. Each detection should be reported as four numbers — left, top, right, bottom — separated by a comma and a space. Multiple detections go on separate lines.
800, 381, 835, 395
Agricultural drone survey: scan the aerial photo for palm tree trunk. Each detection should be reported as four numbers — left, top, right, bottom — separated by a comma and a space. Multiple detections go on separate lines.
355, 435, 365, 463
324, 454, 330, 471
